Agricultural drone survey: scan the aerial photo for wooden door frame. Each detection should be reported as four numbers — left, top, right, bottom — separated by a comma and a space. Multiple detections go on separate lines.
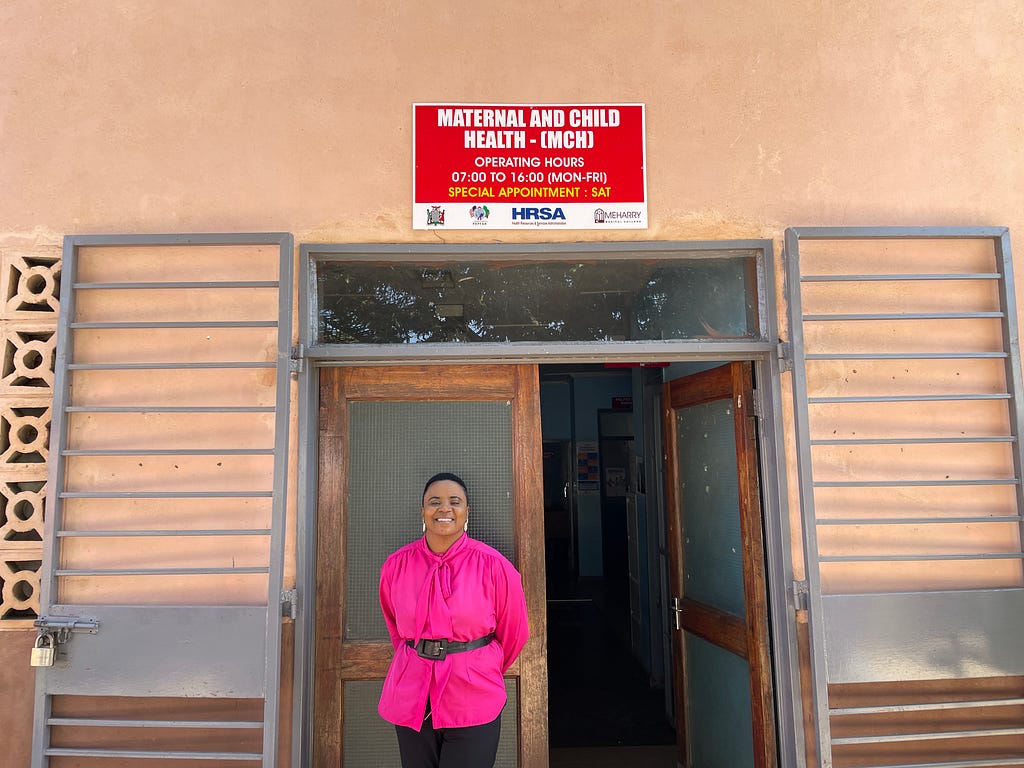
312, 364, 548, 767
662, 362, 777, 767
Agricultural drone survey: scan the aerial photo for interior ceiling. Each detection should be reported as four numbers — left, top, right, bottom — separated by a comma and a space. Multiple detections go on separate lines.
539, 363, 634, 376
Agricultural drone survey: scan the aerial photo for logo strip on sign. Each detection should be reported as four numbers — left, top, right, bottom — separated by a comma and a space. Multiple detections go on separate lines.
412, 103, 647, 230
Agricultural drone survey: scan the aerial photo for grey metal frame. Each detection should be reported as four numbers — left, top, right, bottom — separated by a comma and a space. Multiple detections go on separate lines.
784, 226, 1024, 768
302, 240, 773, 364
293, 240, 805, 768
34, 233, 293, 767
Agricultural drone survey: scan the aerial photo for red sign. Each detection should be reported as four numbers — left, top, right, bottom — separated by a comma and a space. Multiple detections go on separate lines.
413, 103, 647, 230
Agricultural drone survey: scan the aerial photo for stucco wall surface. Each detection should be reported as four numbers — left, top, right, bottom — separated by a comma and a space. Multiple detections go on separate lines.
1, 0, 1022, 247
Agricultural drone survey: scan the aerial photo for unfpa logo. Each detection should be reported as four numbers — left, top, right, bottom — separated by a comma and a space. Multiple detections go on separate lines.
511, 207, 566, 221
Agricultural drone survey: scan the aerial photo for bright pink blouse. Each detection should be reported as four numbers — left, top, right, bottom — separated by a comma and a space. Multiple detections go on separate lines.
378, 533, 529, 730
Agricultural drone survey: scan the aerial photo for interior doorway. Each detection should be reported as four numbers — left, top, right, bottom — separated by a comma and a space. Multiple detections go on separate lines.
541, 363, 674, 765
541, 361, 777, 768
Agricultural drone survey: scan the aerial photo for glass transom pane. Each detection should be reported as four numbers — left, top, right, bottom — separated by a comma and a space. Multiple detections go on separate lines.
317, 255, 759, 344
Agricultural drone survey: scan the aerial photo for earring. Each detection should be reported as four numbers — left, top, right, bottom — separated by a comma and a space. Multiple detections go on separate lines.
422, 521, 426, 533
464, 519, 468, 532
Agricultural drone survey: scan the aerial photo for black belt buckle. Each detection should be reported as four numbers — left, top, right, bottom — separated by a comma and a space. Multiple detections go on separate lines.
417, 638, 448, 660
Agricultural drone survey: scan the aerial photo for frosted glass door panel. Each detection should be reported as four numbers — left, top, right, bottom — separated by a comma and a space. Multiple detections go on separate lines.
675, 398, 745, 618
345, 400, 514, 641
684, 632, 755, 768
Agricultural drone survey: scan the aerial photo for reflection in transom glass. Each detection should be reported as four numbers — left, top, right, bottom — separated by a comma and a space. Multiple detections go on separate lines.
316, 254, 760, 344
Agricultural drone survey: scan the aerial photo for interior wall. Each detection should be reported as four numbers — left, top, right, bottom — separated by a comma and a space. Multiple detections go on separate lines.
540, 380, 572, 442
570, 372, 632, 578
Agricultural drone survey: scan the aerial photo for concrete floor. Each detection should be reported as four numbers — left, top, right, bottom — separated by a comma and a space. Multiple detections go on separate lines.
546, 576, 676, 750
549, 745, 678, 768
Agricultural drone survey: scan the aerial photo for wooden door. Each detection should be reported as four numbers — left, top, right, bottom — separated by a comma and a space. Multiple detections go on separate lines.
663, 362, 776, 767
314, 364, 548, 767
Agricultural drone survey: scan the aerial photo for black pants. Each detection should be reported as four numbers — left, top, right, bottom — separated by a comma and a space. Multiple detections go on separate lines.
395, 709, 501, 768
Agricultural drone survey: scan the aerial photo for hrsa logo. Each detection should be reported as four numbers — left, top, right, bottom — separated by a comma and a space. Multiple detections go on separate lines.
511, 207, 566, 220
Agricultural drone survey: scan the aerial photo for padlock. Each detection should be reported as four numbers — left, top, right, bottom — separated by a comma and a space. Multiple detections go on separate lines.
30, 632, 55, 667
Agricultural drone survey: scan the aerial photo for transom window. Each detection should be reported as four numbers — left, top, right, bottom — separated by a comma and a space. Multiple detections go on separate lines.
314, 249, 761, 345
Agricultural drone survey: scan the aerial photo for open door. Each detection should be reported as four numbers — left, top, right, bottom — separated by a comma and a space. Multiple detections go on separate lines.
313, 364, 548, 767
662, 362, 776, 767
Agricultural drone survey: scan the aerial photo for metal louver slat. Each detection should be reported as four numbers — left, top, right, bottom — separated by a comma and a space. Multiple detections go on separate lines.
32, 233, 293, 768
784, 227, 1024, 768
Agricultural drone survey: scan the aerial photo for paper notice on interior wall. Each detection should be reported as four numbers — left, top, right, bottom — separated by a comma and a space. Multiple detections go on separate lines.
576, 441, 600, 494
604, 467, 627, 497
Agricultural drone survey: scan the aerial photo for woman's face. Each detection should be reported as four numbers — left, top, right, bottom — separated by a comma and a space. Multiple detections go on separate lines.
421, 479, 469, 540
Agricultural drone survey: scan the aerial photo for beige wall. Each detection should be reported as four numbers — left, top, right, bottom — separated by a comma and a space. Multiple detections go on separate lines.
2, 1, 1022, 245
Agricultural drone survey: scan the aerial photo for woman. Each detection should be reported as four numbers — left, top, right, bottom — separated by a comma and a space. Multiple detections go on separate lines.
378, 472, 529, 768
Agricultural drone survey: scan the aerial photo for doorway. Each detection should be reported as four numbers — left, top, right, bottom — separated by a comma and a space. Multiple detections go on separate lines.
311, 365, 548, 768
310, 360, 779, 767
541, 361, 777, 768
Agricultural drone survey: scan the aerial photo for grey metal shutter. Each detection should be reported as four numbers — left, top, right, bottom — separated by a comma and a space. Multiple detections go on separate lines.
32, 233, 293, 766
785, 227, 1024, 768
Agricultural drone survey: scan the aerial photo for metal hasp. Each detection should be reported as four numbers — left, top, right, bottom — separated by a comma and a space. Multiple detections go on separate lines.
30, 616, 98, 668
34, 615, 99, 644
785, 227, 1024, 768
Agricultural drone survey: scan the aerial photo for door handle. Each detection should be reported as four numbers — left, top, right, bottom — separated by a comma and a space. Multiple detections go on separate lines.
670, 596, 683, 630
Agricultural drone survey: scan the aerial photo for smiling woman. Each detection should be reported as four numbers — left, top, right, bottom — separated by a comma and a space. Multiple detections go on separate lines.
377, 472, 531, 768
421, 473, 471, 552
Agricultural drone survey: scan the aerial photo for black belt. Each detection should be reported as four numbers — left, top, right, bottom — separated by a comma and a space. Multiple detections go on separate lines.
407, 633, 495, 661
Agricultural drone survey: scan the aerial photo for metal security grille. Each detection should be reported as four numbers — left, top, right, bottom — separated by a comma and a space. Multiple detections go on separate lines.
32, 233, 293, 766
785, 227, 1024, 768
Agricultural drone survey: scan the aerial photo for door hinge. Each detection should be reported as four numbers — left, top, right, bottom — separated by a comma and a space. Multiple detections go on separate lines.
34, 615, 100, 644
280, 589, 299, 620
777, 341, 793, 373
670, 596, 683, 631
751, 388, 764, 418
792, 580, 809, 612
289, 344, 306, 374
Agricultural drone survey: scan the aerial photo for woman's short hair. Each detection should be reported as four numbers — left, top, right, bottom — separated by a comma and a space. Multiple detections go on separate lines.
422, 472, 469, 505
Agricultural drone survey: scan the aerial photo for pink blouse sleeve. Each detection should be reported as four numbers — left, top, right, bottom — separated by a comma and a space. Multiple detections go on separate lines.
379, 558, 402, 651
493, 558, 530, 672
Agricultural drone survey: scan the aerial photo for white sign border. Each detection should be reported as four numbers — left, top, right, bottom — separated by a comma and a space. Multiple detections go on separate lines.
412, 102, 648, 230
